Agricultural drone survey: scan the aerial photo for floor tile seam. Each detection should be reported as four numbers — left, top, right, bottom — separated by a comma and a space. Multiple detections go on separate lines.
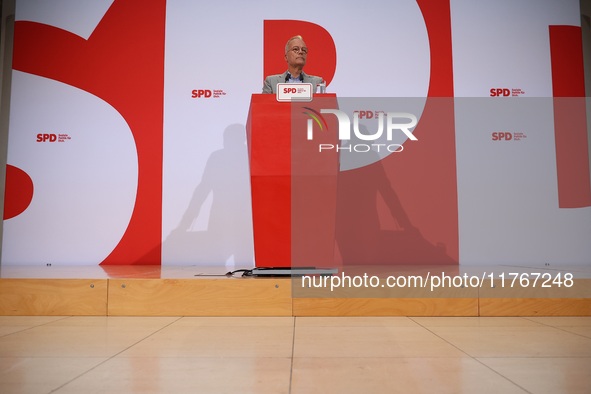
522, 317, 591, 340
407, 317, 483, 356
475, 355, 591, 359
522, 316, 591, 327
408, 317, 591, 358
292, 323, 421, 328
292, 324, 444, 331
406, 316, 532, 393
405, 322, 589, 336
0, 356, 111, 360
471, 357, 534, 394
290, 355, 475, 360
533, 325, 591, 340
411, 316, 572, 328
291, 324, 476, 359
155, 324, 296, 329
289, 316, 297, 394
104, 355, 294, 360
0, 316, 73, 339
47, 316, 184, 393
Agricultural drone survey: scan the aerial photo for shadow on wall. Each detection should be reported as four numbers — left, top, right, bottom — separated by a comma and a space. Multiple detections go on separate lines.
335, 136, 454, 266
164, 124, 253, 266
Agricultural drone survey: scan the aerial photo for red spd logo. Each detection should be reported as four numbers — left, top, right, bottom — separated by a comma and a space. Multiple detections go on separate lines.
492, 131, 526, 141
191, 89, 212, 98
36, 133, 57, 142
191, 89, 226, 98
353, 110, 386, 119
36, 133, 71, 143
283, 87, 308, 94
492, 132, 512, 141
492, 132, 527, 141
490, 88, 510, 97
490, 88, 526, 97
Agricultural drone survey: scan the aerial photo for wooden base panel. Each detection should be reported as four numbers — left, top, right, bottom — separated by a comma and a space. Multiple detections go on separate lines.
107, 278, 293, 316
292, 298, 479, 316
1, 266, 589, 317
1, 276, 590, 316
0, 279, 108, 316
479, 298, 591, 316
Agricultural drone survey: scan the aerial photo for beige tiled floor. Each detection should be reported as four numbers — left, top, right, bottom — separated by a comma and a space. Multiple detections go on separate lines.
0, 316, 590, 393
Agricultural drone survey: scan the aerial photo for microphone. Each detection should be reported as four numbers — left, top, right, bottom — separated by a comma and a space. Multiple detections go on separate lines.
299, 74, 304, 82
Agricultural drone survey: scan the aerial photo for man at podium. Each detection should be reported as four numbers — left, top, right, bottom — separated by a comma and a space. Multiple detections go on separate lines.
262, 35, 325, 94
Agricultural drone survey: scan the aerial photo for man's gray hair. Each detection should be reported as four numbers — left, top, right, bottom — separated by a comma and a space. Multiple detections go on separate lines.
285, 35, 304, 54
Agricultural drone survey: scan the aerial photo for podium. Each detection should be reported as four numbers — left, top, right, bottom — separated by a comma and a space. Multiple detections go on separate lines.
246, 94, 339, 269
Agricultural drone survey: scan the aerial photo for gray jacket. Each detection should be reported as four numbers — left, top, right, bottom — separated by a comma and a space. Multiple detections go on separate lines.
262, 71, 324, 94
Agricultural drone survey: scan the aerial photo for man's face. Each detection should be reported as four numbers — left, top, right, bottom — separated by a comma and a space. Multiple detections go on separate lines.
285, 38, 308, 68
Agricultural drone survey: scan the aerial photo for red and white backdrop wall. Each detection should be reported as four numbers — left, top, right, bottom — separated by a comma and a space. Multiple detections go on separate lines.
2, 0, 590, 267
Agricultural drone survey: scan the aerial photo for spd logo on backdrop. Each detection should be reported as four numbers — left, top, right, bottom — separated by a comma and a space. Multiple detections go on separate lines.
491, 131, 527, 141
36, 133, 72, 143
191, 89, 227, 99
489, 88, 526, 97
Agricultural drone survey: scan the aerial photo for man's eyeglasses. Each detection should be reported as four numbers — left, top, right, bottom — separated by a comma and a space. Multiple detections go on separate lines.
289, 46, 308, 54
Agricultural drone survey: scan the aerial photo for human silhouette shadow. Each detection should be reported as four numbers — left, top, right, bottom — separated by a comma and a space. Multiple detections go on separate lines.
335, 126, 453, 265
164, 124, 253, 266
